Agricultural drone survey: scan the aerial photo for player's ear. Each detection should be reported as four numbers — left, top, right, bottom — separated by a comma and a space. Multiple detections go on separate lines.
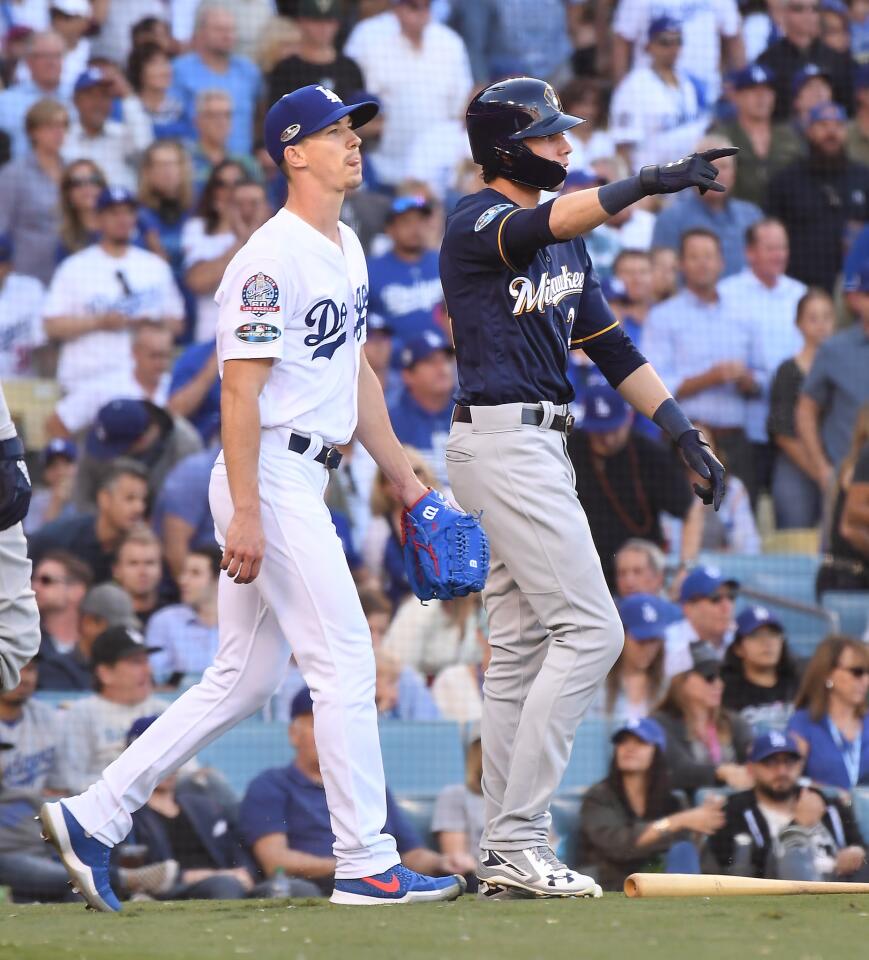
283, 143, 307, 173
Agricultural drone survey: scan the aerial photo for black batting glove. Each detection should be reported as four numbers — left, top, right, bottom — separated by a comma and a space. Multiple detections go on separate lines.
0, 436, 31, 531
640, 147, 739, 196
677, 429, 726, 511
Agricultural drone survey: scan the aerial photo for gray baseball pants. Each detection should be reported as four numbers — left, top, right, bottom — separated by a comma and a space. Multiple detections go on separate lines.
0, 522, 40, 691
446, 402, 623, 852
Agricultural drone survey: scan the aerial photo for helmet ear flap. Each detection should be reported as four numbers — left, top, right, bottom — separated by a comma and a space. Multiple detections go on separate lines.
491, 139, 568, 192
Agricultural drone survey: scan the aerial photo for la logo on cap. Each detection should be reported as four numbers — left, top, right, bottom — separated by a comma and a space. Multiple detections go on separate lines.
316, 84, 342, 104
768, 731, 787, 748
752, 66, 766, 82
594, 396, 611, 418
753, 605, 769, 620
641, 602, 657, 623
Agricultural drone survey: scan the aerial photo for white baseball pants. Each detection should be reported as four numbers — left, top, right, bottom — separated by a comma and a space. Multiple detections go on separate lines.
65, 428, 399, 879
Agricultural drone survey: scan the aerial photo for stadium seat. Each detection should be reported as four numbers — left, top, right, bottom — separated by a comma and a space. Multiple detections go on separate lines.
2, 378, 60, 451
550, 789, 585, 863
698, 553, 821, 606
396, 794, 437, 849
762, 529, 820, 555
559, 720, 611, 789
852, 788, 869, 842
197, 721, 291, 796
821, 592, 869, 639
379, 722, 465, 795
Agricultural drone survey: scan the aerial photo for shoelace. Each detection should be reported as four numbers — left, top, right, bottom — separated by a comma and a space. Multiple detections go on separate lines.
535, 846, 573, 879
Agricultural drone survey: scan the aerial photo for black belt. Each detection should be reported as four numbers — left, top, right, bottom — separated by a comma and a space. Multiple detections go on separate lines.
287, 433, 343, 470
452, 405, 575, 434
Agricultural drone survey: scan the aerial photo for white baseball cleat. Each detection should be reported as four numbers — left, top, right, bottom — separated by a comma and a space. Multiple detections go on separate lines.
477, 846, 603, 898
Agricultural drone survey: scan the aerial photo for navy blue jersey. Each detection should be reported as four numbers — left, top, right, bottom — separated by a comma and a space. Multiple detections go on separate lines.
440, 188, 646, 406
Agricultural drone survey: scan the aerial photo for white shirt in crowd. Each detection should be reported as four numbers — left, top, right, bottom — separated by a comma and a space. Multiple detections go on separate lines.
344, 11, 473, 187
664, 617, 736, 677
431, 663, 482, 724
89, 0, 166, 63
44, 243, 184, 395
181, 218, 237, 344
404, 119, 472, 201
565, 128, 617, 174
55, 368, 171, 434
3, 0, 50, 30
613, 0, 742, 104
718, 269, 806, 443
215, 207, 369, 444
609, 66, 708, 173
0, 273, 45, 378
62, 97, 154, 191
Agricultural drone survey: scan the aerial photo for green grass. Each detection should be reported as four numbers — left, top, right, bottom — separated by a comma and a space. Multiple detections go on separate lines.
2, 894, 869, 960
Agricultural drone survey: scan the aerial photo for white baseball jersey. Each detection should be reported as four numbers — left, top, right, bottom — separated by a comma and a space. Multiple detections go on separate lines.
43, 244, 184, 394
0, 273, 45, 378
215, 208, 369, 445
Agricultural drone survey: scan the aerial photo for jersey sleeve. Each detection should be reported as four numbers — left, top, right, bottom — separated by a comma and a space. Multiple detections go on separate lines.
456, 199, 557, 271
215, 257, 290, 365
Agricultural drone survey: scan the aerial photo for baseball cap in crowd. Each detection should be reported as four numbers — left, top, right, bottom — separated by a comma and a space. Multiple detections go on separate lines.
748, 730, 802, 764
264, 84, 379, 168
600, 275, 627, 303
74, 66, 112, 94
290, 686, 314, 720
792, 62, 832, 96
42, 437, 77, 467
821, 0, 849, 15
91, 624, 161, 667
297, 0, 341, 17
85, 398, 170, 460
51, 0, 92, 16
386, 194, 433, 222
96, 186, 137, 212
400, 330, 453, 369
843, 268, 869, 294
806, 101, 847, 126
679, 565, 739, 603
576, 381, 630, 434
367, 312, 394, 335
730, 63, 775, 91
611, 717, 667, 751
0, 232, 13, 262
648, 15, 682, 39
126, 714, 159, 746
562, 169, 603, 192
619, 593, 681, 641
688, 641, 722, 680
735, 605, 784, 642
80, 582, 140, 630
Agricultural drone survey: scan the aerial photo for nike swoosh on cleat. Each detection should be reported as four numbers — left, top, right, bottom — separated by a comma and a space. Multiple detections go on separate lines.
362, 873, 400, 893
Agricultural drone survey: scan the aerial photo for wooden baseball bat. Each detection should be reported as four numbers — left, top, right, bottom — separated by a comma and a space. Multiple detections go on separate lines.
624, 873, 869, 898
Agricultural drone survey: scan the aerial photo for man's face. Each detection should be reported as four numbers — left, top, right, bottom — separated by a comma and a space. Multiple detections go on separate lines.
794, 76, 833, 119
287, 116, 365, 194
74, 83, 113, 131
751, 753, 802, 800
98, 204, 138, 245
28, 35, 64, 88
683, 588, 735, 642
394, 0, 431, 40
587, 421, 632, 458
680, 235, 723, 290
97, 651, 153, 705
32, 558, 79, 615
113, 542, 162, 599
734, 84, 775, 122
389, 210, 430, 258
615, 548, 661, 597
648, 31, 682, 70
0, 661, 37, 708
298, 16, 339, 47
746, 222, 789, 281
290, 713, 319, 772
196, 97, 232, 146
614, 254, 653, 306
363, 330, 393, 373
807, 117, 847, 157
200, 9, 236, 56
133, 328, 173, 382
99, 475, 148, 533
784, 0, 821, 40
179, 554, 216, 608
231, 183, 269, 230
736, 626, 784, 670
403, 350, 455, 404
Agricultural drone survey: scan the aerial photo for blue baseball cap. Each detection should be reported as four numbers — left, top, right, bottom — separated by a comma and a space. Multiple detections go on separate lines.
264, 84, 379, 167
74, 66, 112, 94
562, 169, 602, 192
749, 730, 802, 764
619, 593, 681, 641
792, 63, 832, 96
42, 437, 77, 465
96, 186, 137, 211
367, 311, 394, 335
807, 101, 847, 125
85, 399, 163, 460
735, 605, 784, 641
0, 232, 13, 262
387, 194, 432, 222
290, 686, 314, 719
843, 268, 869, 294
679, 565, 739, 602
856, 64, 869, 91
400, 330, 453, 369
648, 15, 682, 39
612, 717, 667, 751
126, 714, 159, 746
731, 63, 775, 91
600, 275, 628, 303
576, 382, 630, 434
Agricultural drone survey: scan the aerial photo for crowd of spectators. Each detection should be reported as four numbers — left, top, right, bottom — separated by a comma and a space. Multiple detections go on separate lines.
3, 0, 869, 903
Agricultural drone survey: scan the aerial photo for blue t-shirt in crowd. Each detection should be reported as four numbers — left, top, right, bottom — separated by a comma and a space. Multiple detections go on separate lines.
151, 446, 220, 551
239, 763, 422, 856
169, 340, 221, 442
786, 708, 869, 790
367, 250, 443, 351
843, 224, 869, 288
387, 388, 453, 487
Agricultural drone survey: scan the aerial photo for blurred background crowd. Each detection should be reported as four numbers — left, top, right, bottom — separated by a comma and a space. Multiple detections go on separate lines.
3, 0, 869, 904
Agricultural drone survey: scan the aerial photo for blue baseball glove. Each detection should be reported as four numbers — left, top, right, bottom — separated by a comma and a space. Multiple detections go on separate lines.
400, 489, 489, 602
0, 436, 31, 531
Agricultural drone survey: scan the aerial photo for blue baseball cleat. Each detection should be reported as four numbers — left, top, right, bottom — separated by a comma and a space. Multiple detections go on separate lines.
330, 864, 466, 905
38, 801, 121, 912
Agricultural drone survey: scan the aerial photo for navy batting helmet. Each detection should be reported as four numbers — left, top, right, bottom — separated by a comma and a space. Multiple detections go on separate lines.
466, 77, 585, 192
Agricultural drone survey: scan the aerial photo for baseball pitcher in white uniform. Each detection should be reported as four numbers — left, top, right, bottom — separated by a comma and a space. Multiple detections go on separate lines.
40, 85, 466, 910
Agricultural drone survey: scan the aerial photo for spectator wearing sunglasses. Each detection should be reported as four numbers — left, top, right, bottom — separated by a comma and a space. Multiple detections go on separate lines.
664, 566, 739, 677
787, 635, 869, 790
653, 641, 753, 795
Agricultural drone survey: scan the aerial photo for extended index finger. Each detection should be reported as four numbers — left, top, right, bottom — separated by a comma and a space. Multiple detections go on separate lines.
700, 147, 739, 162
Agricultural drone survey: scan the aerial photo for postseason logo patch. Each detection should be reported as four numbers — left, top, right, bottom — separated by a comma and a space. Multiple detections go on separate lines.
474, 203, 513, 232
240, 272, 280, 317
235, 322, 281, 343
